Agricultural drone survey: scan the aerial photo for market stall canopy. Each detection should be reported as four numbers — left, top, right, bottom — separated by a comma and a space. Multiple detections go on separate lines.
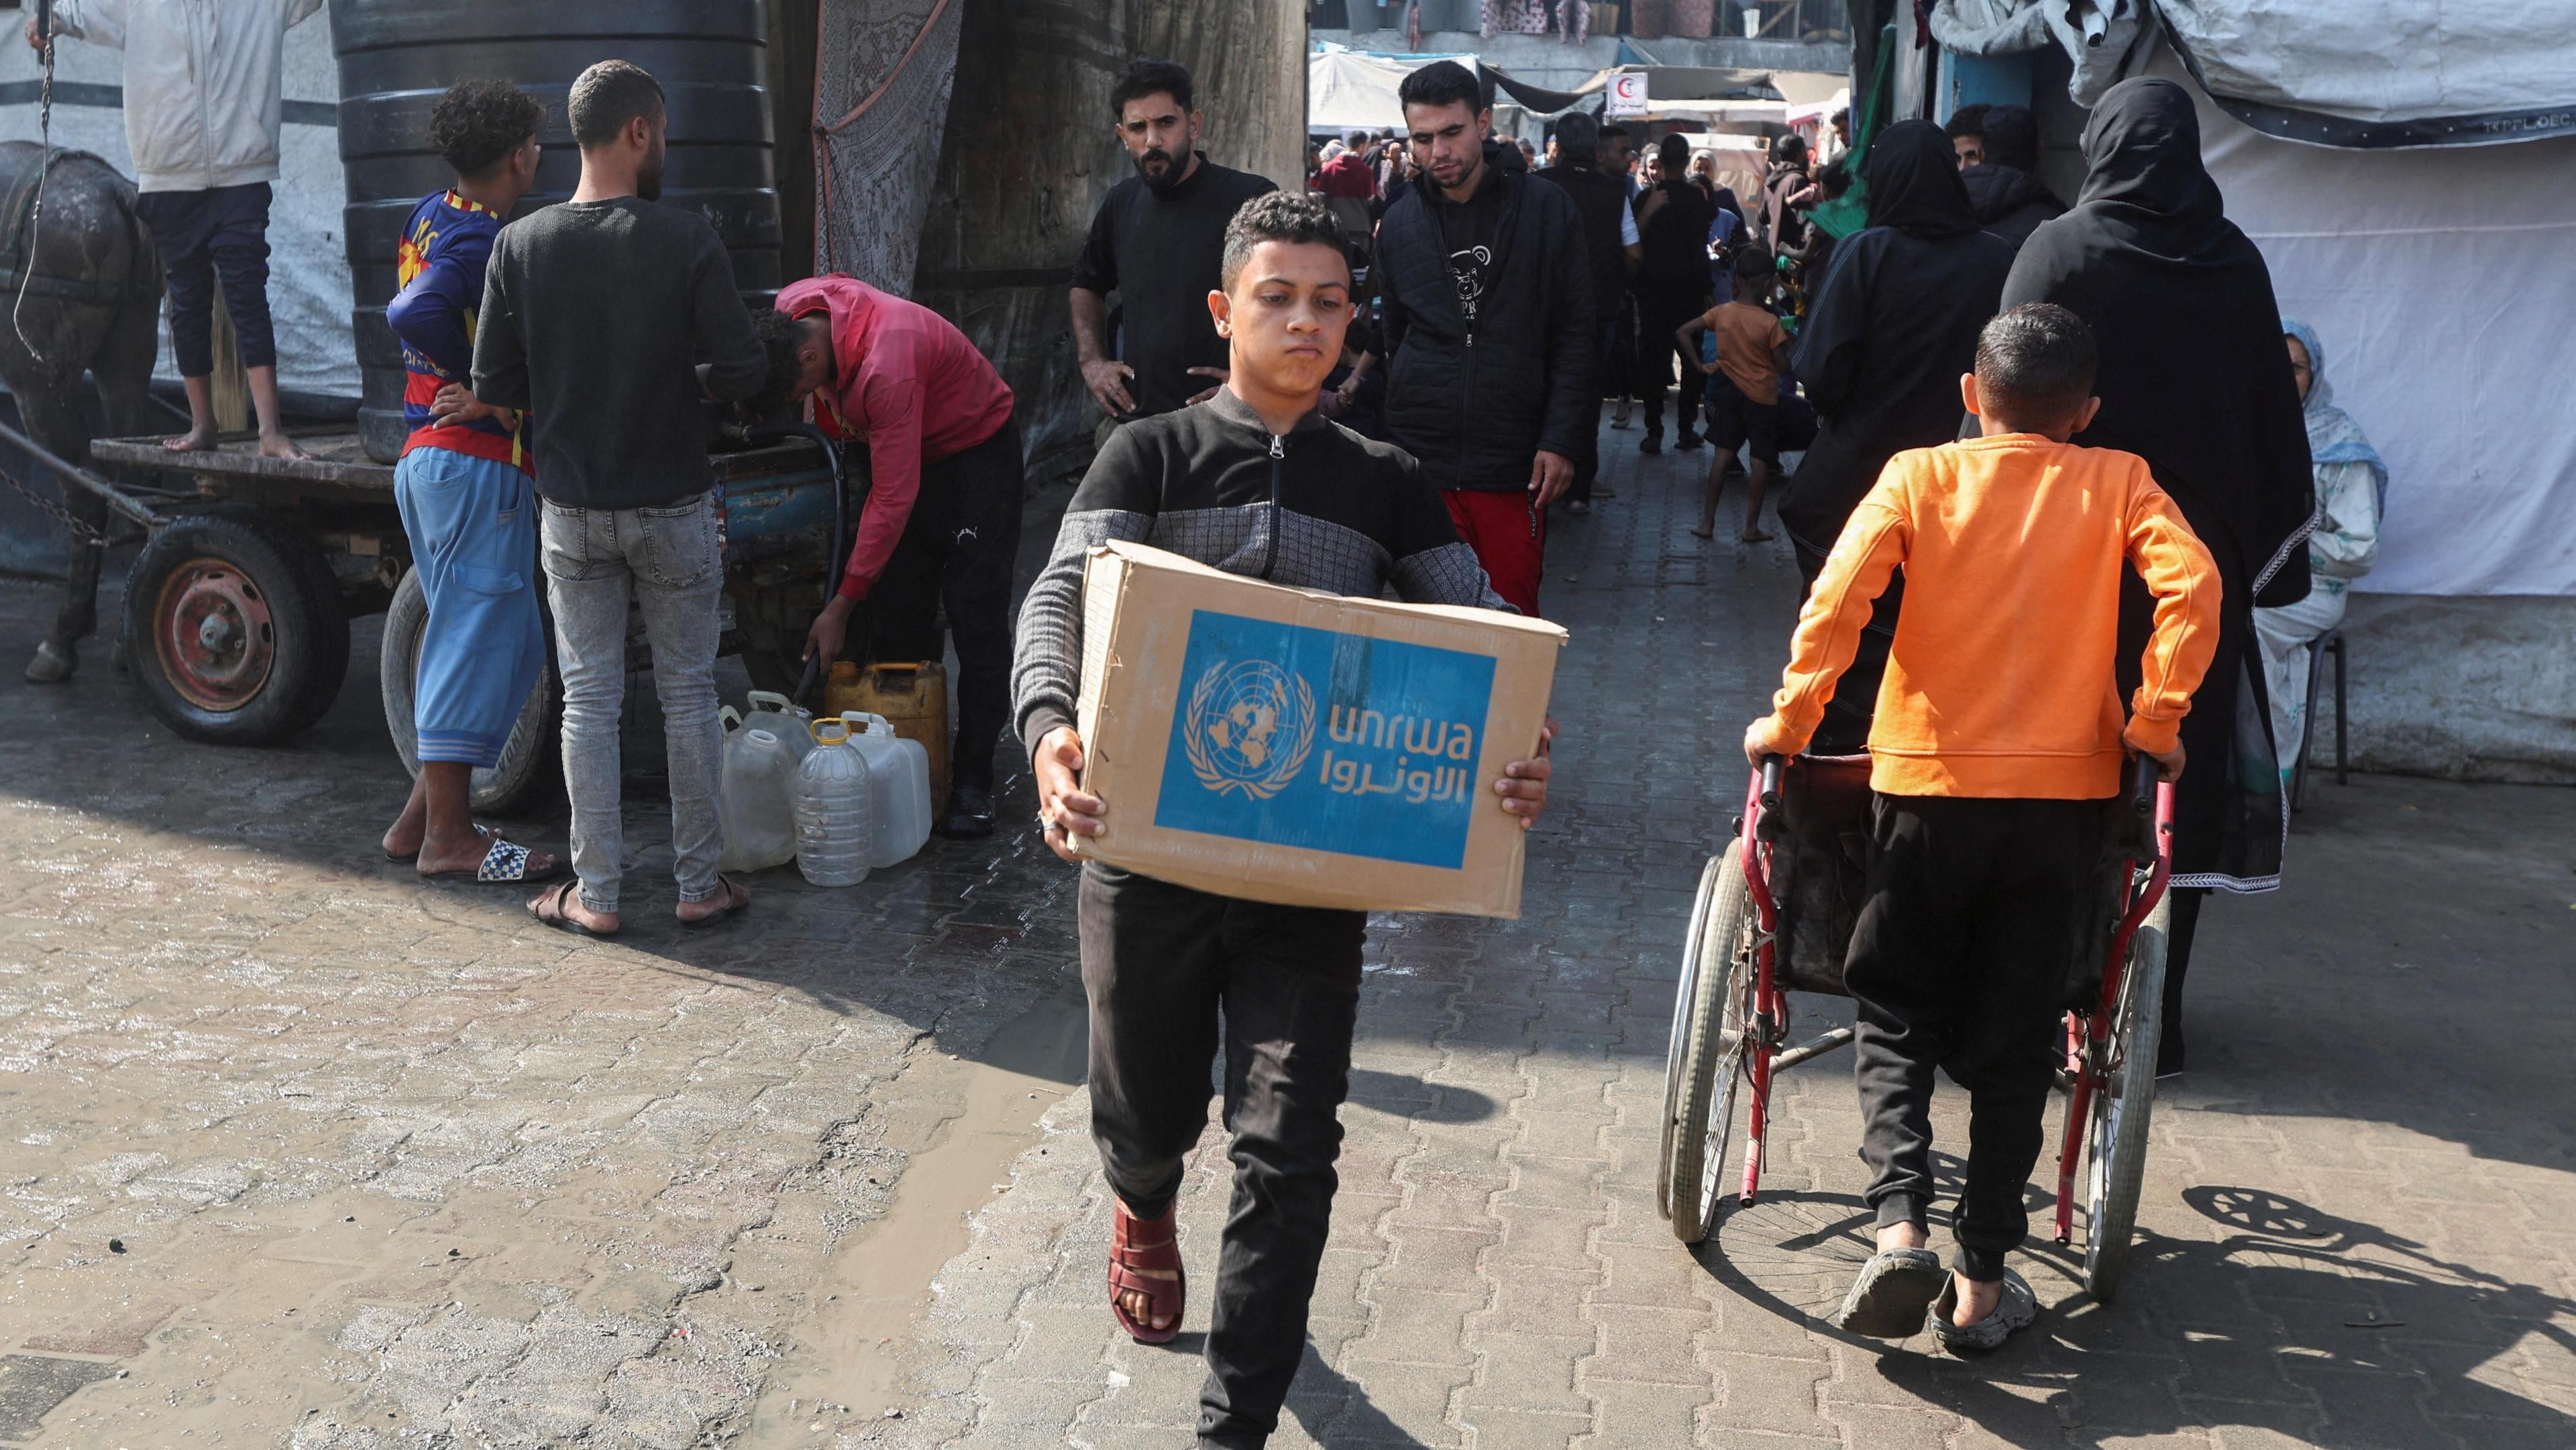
1929, 0, 2576, 146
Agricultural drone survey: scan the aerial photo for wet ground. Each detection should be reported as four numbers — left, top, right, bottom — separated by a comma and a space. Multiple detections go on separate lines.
0, 431, 2571, 1449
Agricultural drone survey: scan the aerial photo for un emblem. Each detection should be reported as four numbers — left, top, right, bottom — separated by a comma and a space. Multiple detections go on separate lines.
1182, 658, 1317, 800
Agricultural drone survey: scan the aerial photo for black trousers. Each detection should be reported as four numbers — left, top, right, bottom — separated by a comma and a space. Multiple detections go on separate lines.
1079, 864, 1367, 1449
133, 182, 276, 374
860, 417, 1022, 793
1845, 794, 2104, 1282
1635, 284, 1710, 437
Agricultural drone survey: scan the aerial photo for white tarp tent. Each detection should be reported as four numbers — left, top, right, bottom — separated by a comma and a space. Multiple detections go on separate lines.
0, 13, 356, 402
2159, 49, 2576, 597
1311, 49, 1419, 134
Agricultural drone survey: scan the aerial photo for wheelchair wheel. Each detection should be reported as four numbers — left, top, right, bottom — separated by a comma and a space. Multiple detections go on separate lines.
2083, 894, 2169, 1302
1662, 841, 1757, 1243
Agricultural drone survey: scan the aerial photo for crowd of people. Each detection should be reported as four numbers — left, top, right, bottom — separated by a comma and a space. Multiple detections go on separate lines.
43, 18, 2385, 1443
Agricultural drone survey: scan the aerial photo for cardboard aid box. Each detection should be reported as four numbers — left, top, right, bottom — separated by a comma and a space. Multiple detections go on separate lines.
1071, 541, 1568, 918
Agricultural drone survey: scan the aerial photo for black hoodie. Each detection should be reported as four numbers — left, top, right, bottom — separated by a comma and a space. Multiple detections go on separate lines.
1958, 162, 2066, 251
1777, 121, 2015, 562
1375, 140, 1599, 492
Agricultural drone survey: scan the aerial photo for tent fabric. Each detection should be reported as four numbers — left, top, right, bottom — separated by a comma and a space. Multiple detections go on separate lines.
2158, 0, 2576, 136
2158, 48, 2576, 596
1927, 0, 2151, 107
814, 0, 961, 291
0, 17, 355, 400
1309, 50, 1418, 132
1933, 0, 2576, 143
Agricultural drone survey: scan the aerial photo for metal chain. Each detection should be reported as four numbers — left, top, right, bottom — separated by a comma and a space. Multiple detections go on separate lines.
1, 462, 109, 546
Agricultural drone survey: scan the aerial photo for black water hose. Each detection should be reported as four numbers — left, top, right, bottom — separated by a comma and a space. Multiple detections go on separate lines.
741, 419, 868, 704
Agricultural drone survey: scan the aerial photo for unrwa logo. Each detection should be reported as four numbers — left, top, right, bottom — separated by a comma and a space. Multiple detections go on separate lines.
1182, 658, 1317, 800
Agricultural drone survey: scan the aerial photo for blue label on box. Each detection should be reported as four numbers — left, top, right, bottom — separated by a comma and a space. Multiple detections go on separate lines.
1153, 609, 1496, 869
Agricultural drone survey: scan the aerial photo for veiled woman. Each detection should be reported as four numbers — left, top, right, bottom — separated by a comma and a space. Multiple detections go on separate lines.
2000, 77, 2316, 1074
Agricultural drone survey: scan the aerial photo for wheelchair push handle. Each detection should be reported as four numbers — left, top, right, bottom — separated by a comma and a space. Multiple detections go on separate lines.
2127, 754, 2159, 818
1757, 756, 1785, 815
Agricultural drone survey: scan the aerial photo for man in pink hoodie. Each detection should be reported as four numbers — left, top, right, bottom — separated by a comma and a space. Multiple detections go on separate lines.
772, 274, 1020, 838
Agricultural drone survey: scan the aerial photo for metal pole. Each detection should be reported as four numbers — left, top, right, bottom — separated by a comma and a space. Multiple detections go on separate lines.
0, 416, 162, 529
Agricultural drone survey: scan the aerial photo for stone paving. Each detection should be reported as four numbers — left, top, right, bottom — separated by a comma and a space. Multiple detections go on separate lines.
881, 436, 2576, 1449
0, 431, 2571, 1450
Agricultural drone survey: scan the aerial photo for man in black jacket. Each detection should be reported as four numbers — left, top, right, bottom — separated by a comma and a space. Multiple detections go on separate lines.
1534, 111, 1640, 512
1633, 133, 1717, 455
1954, 103, 2065, 251
1369, 60, 1596, 617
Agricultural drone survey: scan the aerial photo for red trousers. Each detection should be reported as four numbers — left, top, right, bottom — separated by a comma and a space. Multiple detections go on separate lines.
1442, 487, 1546, 618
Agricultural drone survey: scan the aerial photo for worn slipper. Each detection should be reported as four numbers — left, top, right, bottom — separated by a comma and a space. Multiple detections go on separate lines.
678, 875, 750, 929
424, 834, 564, 886
1927, 1268, 2038, 1354
529, 879, 615, 939
1832, 1247, 1947, 1338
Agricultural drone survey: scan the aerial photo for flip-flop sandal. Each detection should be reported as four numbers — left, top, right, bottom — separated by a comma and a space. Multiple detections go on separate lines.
529, 879, 615, 939
1833, 1247, 1947, 1338
678, 875, 750, 929
425, 833, 565, 886
1927, 1267, 2038, 1354
1109, 1200, 1185, 1345
387, 823, 502, 865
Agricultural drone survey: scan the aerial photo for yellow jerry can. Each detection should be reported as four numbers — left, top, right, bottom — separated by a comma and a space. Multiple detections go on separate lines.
826, 660, 949, 804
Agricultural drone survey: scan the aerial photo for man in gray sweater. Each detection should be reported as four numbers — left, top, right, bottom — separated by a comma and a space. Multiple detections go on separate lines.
468, 59, 768, 937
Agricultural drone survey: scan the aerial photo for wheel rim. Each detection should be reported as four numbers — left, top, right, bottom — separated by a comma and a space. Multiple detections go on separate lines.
2085, 922, 2151, 1275
1694, 925, 1755, 1235
1658, 855, 1724, 1218
153, 558, 274, 712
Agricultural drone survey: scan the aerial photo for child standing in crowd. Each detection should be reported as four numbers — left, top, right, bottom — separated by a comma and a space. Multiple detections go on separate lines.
1681, 246, 1793, 543
1746, 305, 2218, 1351
1016, 193, 1556, 1448
377, 81, 561, 886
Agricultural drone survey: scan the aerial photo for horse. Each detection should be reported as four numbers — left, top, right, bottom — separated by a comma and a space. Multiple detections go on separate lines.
0, 140, 162, 684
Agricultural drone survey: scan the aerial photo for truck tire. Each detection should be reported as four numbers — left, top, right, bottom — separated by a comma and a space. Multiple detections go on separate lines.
125, 511, 349, 744
379, 567, 561, 815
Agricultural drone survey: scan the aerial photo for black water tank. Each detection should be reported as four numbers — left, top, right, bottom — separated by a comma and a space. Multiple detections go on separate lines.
331, 0, 783, 462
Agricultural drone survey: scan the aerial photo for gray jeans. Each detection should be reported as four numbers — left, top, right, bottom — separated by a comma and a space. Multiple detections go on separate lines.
539, 491, 725, 913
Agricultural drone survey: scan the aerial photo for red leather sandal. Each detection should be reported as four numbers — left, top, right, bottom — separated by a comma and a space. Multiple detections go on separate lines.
1109, 1199, 1185, 1344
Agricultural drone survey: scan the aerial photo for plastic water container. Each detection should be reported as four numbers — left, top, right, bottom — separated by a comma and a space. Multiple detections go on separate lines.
738, 689, 816, 764
716, 723, 799, 873
839, 712, 933, 867
793, 718, 873, 887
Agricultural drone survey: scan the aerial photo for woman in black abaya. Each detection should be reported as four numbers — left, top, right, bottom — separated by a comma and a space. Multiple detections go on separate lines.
2000, 78, 2316, 1074
1777, 120, 2016, 752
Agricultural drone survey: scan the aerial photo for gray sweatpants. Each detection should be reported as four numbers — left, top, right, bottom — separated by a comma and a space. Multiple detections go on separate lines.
539, 491, 726, 914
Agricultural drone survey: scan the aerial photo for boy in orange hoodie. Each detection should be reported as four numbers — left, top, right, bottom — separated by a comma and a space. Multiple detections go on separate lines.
1743, 303, 2218, 1351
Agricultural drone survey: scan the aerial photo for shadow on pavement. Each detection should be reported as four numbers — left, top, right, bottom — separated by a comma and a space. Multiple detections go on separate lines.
1699, 1174, 2573, 1445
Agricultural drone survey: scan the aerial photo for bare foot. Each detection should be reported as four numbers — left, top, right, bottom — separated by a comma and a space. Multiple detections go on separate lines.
1740, 529, 1774, 543
1875, 1221, 1930, 1254
161, 428, 217, 453
1118, 1269, 1181, 1334
675, 876, 749, 925
1690, 525, 1715, 539
1949, 1270, 2002, 1327
418, 825, 558, 880
529, 880, 618, 936
258, 431, 313, 461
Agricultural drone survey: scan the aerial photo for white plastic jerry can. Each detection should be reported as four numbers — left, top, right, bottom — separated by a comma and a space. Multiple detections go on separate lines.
792, 718, 873, 887
716, 719, 800, 873
741, 688, 818, 764
839, 712, 932, 866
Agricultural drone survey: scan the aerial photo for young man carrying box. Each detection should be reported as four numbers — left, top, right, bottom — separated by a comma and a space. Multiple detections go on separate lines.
1013, 191, 1557, 1449
1746, 304, 2218, 1350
